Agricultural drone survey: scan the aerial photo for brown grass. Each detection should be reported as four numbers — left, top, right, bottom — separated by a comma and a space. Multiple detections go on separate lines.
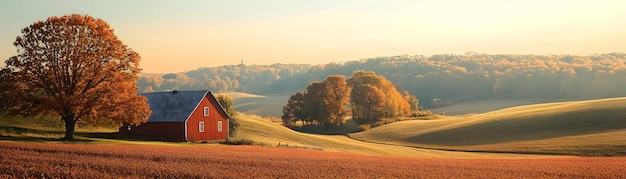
1, 141, 624, 178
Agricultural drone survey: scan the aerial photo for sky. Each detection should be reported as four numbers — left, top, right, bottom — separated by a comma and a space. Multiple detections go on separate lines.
1, 0, 625, 73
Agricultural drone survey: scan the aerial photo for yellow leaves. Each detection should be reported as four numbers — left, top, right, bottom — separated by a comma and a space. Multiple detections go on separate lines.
348, 70, 412, 119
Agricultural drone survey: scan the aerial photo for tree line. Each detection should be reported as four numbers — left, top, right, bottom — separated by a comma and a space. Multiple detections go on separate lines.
137, 53, 626, 108
281, 71, 425, 129
137, 63, 311, 94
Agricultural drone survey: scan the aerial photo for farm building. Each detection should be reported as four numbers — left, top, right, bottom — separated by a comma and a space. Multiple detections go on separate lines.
120, 90, 229, 141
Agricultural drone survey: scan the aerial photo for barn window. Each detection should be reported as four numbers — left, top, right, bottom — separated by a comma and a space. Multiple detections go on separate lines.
204, 107, 209, 116
199, 122, 205, 132
217, 121, 223, 132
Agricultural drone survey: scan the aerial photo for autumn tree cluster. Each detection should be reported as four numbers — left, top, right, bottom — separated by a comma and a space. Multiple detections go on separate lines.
282, 71, 420, 128
348, 71, 418, 124
282, 75, 351, 127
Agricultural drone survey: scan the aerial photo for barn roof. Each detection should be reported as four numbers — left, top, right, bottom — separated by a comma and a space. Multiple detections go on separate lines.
142, 90, 209, 122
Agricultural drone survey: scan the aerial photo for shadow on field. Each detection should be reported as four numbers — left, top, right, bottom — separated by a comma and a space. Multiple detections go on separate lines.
289, 120, 362, 135
0, 126, 156, 143
291, 126, 355, 135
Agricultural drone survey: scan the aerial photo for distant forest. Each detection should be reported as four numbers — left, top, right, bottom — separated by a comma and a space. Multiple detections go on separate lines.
137, 53, 626, 108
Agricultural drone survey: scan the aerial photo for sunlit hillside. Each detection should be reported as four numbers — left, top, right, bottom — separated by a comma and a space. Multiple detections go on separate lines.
351, 97, 626, 156
232, 114, 552, 158
429, 99, 554, 116
223, 93, 289, 117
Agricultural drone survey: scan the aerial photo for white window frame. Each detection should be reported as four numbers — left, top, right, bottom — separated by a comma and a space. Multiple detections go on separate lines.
204, 107, 209, 116
199, 121, 205, 132
217, 121, 223, 132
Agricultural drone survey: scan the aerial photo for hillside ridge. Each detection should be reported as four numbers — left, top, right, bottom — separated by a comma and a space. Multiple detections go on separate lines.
350, 97, 626, 156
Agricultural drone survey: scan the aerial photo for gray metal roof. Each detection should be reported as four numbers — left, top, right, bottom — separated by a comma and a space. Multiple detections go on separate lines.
142, 90, 209, 122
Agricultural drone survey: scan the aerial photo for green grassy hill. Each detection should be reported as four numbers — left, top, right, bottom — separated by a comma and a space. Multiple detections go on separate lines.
350, 97, 626, 156
232, 114, 548, 158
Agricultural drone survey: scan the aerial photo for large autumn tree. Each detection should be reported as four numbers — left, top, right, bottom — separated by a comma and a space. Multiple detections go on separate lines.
0, 14, 151, 140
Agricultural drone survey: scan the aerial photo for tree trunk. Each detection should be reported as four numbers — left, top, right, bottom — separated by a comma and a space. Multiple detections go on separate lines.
63, 116, 77, 140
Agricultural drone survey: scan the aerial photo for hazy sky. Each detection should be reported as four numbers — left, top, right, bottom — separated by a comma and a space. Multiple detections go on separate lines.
1, 0, 625, 73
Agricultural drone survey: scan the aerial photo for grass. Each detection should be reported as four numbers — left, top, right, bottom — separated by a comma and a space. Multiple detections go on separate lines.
350, 97, 626, 156
0, 113, 199, 146
232, 113, 555, 158
2, 141, 625, 178
2, 97, 624, 157
2, 95, 625, 177
429, 99, 550, 116
0, 111, 509, 158
0, 113, 118, 143
0, 112, 117, 133
227, 93, 290, 117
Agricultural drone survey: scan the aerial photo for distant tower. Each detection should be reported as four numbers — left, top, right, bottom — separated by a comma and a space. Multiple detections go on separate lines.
240, 59, 244, 65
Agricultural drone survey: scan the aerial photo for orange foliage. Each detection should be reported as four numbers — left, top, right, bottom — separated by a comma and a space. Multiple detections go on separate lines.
322, 75, 351, 126
1, 14, 150, 139
1, 141, 625, 178
350, 84, 386, 124
348, 70, 411, 120
302, 75, 351, 126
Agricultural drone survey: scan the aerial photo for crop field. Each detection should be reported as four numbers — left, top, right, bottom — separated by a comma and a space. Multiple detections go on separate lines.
1, 141, 624, 178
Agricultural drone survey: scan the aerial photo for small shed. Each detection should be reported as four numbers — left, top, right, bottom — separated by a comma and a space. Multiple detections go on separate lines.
120, 90, 229, 141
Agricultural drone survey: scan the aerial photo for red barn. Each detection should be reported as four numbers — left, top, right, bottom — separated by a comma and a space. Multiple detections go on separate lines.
120, 90, 230, 141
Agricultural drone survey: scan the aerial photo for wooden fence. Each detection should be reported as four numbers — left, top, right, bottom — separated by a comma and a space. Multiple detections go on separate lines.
257, 141, 323, 151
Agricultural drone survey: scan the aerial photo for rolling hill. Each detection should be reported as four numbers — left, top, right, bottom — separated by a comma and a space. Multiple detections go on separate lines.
3, 94, 623, 157
219, 92, 288, 117
350, 97, 626, 156
232, 114, 556, 158
428, 99, 553, 116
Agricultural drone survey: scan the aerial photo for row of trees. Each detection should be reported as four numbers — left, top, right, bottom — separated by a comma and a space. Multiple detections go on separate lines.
137, 63, 310, 93
281, 71, 420, 128
137, 53, 626, 108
